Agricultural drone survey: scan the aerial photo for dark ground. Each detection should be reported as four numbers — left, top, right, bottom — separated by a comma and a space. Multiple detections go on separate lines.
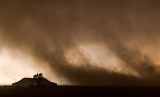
0, 86, 160, 97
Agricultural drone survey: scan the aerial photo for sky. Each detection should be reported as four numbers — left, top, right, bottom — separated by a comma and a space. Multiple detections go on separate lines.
0, 0, 160, 85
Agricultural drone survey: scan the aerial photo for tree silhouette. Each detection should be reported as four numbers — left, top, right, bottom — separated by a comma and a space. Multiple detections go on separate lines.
33, 73, 44, 87
33, 73, 44, 78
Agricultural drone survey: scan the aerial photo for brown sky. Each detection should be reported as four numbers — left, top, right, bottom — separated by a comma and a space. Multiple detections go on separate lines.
0, 0, 160, 85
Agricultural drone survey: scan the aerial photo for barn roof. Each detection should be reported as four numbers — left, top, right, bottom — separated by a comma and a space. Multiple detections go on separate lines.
12, 77, 57, 87
13, 78, 57, 84
21, 78, 36, 82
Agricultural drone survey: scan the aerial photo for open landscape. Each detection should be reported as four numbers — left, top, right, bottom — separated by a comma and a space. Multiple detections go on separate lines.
0, 86, 160, 97
1, 1, 160, 97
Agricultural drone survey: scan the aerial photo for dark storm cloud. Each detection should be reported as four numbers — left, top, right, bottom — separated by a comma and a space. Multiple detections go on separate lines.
0, 0, 160, 85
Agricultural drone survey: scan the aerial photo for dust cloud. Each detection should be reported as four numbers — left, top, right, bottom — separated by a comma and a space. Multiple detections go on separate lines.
0, 0, 160, 85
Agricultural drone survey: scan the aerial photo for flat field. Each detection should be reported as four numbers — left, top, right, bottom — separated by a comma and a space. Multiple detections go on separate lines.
0, 86, 160, 97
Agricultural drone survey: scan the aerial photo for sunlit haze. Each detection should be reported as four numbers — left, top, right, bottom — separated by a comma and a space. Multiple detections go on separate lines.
0, 48, 55, 85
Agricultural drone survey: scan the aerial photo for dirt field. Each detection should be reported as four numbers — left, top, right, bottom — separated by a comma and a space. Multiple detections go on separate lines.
0, 86, 160, 97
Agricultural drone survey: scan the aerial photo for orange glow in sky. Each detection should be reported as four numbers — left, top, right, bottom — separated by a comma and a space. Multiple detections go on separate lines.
0, 48, 54, 85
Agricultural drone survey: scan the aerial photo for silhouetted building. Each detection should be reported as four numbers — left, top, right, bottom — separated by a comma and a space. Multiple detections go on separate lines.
12, 78, 57, 87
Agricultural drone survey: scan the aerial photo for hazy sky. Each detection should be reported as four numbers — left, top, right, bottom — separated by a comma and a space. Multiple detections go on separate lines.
0, 0, 160, 85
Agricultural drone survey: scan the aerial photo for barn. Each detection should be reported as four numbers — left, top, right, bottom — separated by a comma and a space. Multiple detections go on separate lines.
12, 78, 57, 87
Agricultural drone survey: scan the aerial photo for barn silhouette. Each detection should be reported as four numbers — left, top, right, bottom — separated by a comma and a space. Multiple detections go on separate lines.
12, 74, 57, 87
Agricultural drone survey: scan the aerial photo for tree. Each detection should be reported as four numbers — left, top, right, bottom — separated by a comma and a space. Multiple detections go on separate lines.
33, 73, 44, 87
33, 73, 44, 79
33, 73, 38, 78
38, 73, 44, 78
